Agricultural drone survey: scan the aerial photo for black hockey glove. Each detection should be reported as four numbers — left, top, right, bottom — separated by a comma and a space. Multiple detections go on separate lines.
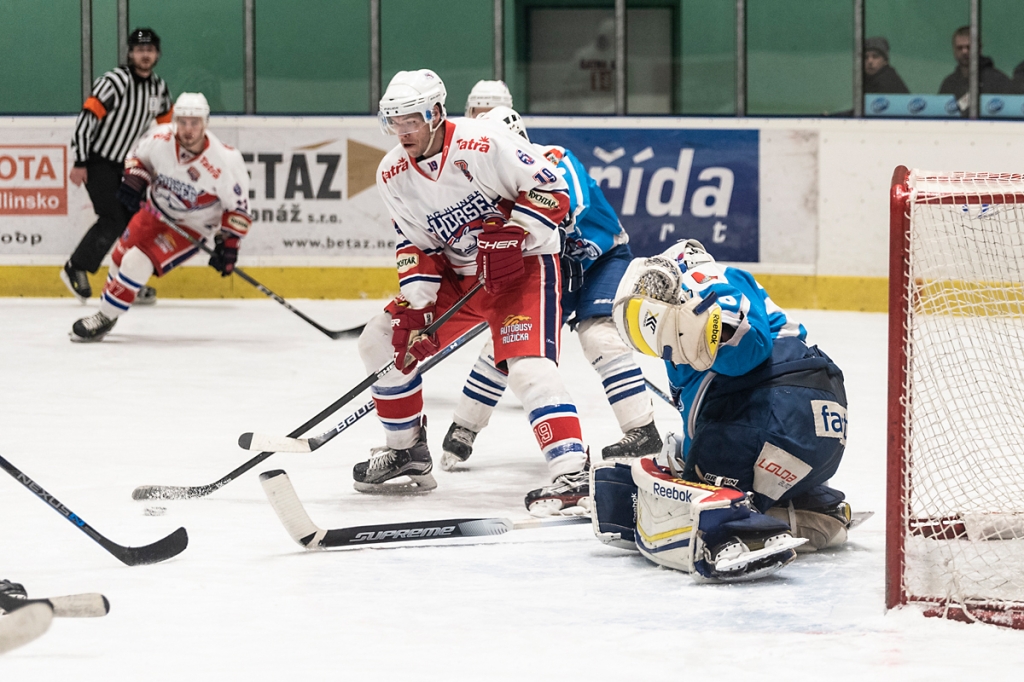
209, 234, 240, 276
116, 168, 151, 215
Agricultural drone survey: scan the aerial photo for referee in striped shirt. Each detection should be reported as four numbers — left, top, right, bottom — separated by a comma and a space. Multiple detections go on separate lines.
62, 28, 173, 304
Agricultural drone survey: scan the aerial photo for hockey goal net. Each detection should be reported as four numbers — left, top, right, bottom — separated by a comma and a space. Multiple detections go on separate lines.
888, 166, 1024, 628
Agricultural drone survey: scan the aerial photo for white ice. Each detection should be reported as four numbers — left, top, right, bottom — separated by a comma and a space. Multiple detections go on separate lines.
1, 297, 1021, 680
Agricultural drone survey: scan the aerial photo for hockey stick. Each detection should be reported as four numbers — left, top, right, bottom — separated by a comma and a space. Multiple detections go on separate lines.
0, 454, 188, 566
645, 378, 674, 407
259, 469, 588, 549
132, 284, 484, 501
158, 216, 363, 339
239, 321, 489, 454
0, 592, 109, 618
0, 603, 53, 655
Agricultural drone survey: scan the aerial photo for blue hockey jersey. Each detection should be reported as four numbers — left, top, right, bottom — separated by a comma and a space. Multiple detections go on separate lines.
538, 145, 628, 271
660, 242, 806, 453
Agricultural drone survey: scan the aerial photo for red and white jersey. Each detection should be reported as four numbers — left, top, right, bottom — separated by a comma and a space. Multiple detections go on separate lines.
126, 124, 251, 239
376, 117, 570, 307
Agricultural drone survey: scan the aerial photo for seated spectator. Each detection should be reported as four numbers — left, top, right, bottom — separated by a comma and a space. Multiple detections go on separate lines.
1013, 60, 1024, 95
864, 37, 909, 94
939, 26, 1012, 108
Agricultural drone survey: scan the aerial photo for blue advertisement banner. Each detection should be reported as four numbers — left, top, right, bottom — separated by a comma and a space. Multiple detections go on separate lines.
529, 128, 760, 262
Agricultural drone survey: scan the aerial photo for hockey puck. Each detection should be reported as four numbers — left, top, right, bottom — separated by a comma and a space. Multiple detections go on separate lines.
144, 506, 167, 517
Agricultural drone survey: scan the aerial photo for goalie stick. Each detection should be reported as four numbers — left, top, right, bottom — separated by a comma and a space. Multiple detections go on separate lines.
0, 454, 187, 566
132, 289, 484, 501
259, 469, 588, 549
0, 603, 53, 655
159, 216, 363, 339
0, 591, 109, 618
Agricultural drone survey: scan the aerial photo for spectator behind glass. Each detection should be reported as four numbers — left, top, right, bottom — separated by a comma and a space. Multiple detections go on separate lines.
1013, 60, 1024, 95
939, 25, 1012, 111
864, 37, 909, 94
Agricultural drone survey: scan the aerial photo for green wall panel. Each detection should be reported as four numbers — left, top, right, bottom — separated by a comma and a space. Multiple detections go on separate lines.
0, 0, 81, 113
92, 0, 119, 81
680, 0, 734, 114
382, 0, 493, 117
256, 0, 371, 113
129, 0, 245, 112
979, 0, 1023, 90
747, 0, 854, 115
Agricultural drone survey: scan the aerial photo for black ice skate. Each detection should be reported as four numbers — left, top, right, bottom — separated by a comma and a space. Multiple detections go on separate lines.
440, 422, 478, 471
60, 261, 91, 303
600, 421, 661, 460
70, 311, 117, 343
353, 425, 436, 494
525, 465, 591, 516
135, 285, 157, 306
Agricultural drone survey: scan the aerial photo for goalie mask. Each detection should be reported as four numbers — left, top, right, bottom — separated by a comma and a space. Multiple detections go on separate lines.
612, 256, 722, 371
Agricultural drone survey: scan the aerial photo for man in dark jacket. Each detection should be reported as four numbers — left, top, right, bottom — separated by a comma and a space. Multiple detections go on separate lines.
938, 26, 1012, 110
863, 37, 909, 94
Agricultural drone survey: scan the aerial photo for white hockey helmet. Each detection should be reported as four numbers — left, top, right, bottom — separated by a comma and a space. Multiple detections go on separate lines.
378, 69, 447, 136
173, 92, 210, 124
478, 105, 529, 142
465, 80, 513, 117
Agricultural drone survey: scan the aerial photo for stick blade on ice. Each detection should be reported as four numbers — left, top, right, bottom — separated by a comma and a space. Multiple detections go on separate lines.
106, 526, 189, 566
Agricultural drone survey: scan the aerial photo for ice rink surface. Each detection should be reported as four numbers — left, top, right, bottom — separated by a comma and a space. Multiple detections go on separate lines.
1, 297, 1021, 680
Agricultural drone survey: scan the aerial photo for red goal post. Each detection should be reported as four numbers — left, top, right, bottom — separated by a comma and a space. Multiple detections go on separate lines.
887, 166, 1024, 628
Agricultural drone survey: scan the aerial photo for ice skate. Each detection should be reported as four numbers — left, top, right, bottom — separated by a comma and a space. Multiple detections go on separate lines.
525, 465, 591, 517
353, 425, 436, 494
70, 311, 117, 343
135, 285, 157, 306
600, 421, 661, 460
60, 261, 91, 303
0, 580, 26, 614
440, 422, 478, 471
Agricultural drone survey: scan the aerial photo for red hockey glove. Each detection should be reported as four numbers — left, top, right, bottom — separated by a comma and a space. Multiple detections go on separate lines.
385, 296, 440, 374
209, 234, 240, 276
476, 216, 526, 295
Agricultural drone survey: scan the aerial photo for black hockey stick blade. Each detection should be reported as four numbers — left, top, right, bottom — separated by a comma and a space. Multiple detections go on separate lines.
0, 454, 188, 566
0, 591, 109, 618
0, 602, 53, 655
259, 469, 587, 550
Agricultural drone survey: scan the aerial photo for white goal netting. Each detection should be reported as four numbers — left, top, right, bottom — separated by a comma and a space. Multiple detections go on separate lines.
892, 169, 1024, 624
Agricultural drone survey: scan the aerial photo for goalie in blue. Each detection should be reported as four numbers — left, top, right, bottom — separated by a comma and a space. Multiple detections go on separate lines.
590, 239, 854, 582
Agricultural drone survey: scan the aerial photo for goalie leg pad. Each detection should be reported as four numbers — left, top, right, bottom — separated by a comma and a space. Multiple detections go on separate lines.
631, 456, 804, 582
590, 460, 638, 550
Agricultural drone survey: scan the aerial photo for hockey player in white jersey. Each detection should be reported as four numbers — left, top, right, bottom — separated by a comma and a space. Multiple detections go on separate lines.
70, 92, 251, 342
354, 69, 590, 513
440, 107, 659, 477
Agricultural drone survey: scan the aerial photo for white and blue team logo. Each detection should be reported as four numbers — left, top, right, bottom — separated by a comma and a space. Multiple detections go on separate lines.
517, 150, 535, 165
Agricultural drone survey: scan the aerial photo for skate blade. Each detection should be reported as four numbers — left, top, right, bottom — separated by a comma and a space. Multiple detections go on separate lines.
69, 332, 110, 343
439, 452, 468, 472
353, 472, 437, 495
59, 270, 89, 304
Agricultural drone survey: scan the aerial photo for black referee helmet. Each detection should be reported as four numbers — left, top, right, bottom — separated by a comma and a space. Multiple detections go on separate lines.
128, 28, 160, 51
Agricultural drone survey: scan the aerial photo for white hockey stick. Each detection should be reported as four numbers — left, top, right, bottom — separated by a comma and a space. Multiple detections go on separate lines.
259, 469, 589, 549
0, 591, 109, 618
0, 603, 53, 655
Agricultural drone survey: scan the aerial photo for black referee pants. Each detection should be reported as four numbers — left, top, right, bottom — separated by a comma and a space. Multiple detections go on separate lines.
69, 157, 130, 273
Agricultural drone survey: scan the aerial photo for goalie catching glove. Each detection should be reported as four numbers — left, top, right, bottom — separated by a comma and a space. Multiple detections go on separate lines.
385, 296, 440, 374
612, 255, 723, 371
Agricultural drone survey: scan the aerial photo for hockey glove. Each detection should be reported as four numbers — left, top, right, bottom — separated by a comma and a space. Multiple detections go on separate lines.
209, 233, 240, 276
116, 167, 152, 215
385, 296, 440, 374
476, 216, 526, 295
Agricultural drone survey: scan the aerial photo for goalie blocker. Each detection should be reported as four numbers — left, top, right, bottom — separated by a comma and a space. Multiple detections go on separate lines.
590, 455, 805, 582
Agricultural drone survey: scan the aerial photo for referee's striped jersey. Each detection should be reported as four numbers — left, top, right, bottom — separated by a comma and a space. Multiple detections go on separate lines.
71, 66, 173, 166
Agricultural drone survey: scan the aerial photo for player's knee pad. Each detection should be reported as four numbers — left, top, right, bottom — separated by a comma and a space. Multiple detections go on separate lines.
506, 356, 570, 408
590, 460, 638, 550
358, 312, 398, 376
117, 246, 155, 284
577, 316, 632, 366
632, 456, 803, 582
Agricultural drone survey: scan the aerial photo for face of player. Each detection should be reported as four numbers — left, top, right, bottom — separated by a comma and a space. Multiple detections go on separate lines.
391, 106, 443, 158
864, 51, 887, 76
953, 34, 971, 68
175, 116, 206, 153
129, 45, 160, 76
